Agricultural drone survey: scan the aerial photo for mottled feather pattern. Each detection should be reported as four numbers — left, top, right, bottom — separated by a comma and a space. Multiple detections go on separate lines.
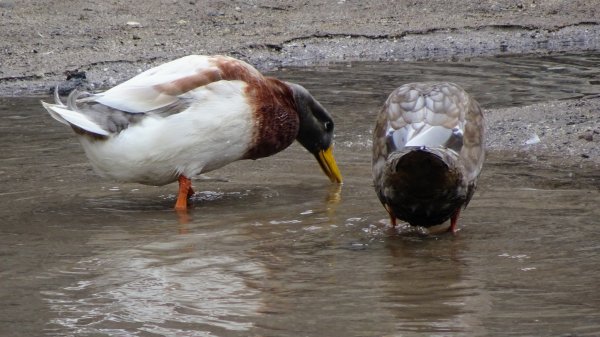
385, 83, 466, 151
375, 82, 484, 177
372, 82, 485, 229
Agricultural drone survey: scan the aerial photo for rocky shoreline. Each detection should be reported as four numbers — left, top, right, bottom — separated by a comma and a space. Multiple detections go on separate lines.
1, 0, 599, 165
485, 98, 600, 166
1, 0, 599, 95
2, 23, 599, 96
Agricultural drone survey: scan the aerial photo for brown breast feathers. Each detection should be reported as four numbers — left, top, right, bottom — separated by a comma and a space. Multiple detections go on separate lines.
213, 57, 299, 160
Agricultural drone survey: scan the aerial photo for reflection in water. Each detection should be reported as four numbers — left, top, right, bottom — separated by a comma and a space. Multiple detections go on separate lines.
1, 53, 600, 336
383, 238, 489, 335
325, 183, 342, 218
42, 231, 265, 336
40, 181, 345, 336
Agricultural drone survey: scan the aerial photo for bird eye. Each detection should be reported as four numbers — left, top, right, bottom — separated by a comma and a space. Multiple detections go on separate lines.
324, 121, 333, 132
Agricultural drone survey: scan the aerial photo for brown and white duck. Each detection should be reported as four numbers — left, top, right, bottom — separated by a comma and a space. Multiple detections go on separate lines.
42, 55, 342, 211
372, 82, 484, 233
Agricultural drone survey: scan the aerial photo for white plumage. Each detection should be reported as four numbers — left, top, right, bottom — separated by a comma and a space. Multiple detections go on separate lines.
44, 57, 253, 185
81, 81, 252, 185
42, 55, 342, 210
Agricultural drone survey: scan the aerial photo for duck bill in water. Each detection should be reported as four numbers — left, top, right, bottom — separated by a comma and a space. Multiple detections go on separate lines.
286, 82, 342, 184
315, 146, 343, 183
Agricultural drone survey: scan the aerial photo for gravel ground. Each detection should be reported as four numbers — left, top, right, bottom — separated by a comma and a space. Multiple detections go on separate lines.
485, 97, 600, 166
1, 0, 599, 94
1, 0, 599, 165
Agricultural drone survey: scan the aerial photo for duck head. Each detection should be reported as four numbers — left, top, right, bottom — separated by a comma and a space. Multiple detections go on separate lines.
287, 82, 343, 184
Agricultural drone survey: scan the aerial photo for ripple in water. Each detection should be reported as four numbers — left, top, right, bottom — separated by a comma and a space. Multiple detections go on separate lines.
42, 238, 264, 336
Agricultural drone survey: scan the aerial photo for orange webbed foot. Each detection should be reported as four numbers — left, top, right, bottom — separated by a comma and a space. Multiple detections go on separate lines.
174, 175, 193, 211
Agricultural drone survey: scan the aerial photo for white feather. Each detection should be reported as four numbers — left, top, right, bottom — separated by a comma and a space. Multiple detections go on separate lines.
79, 80, 253, 185
41, 101, 109, 136
42, 55, 263, 186
405, 125, 452, 148
95, 87, 177, 113
41, 101, 70, 126
95, 55, 215, 113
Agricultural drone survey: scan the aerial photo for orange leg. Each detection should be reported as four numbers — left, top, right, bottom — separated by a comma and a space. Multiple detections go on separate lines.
384, 204, 397, 227
389, 215, 397, 227
174, 175, 193, 211
449, 208, 461, 233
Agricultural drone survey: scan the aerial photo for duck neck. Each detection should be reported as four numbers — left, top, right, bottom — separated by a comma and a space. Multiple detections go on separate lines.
243, 78, 300, 160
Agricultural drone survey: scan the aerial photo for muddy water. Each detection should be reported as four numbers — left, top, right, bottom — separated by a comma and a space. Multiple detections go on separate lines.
1, 54, 600, 336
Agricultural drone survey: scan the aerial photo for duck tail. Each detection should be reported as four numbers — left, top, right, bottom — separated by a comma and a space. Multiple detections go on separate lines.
395, 147, 460, 173
53, 85, 66, 107
41, 86, 69, 126
41, 88, 109, 137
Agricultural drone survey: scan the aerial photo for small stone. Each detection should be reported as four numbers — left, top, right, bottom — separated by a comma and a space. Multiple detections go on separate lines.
525, 133, 540, 145
578, 132, 593, 142
64, 70, 86, 80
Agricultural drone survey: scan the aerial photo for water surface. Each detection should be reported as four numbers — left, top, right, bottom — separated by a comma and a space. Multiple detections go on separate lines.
1, 53, 599, 336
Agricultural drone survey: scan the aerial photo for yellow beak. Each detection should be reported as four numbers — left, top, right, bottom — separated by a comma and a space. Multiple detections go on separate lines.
316, 146, 343, 183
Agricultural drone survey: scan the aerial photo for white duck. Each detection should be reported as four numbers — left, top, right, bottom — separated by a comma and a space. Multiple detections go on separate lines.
42, 55, 342, 211
372, 82, 485, 233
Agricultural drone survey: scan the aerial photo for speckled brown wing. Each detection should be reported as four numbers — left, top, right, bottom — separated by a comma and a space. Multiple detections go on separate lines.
372, 82, 485, 229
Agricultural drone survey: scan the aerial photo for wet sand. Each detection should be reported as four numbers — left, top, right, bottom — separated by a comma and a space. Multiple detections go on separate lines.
0, 0, 599, 164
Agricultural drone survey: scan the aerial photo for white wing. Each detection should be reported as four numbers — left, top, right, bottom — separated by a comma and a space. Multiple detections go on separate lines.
41, 101, 110, 136
94, 55, 219, 113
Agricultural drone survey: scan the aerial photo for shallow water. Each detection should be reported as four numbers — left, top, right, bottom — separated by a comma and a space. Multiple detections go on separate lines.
1, 53, 600, 336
